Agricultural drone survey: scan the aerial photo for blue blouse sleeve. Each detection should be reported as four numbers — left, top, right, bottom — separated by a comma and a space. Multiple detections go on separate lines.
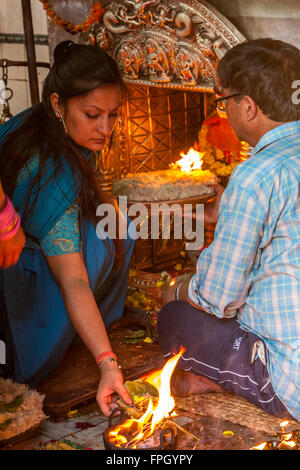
17, 156, 81, 255
39, 202, 81, 256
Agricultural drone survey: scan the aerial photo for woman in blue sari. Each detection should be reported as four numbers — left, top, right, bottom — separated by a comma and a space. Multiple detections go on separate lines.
0, 41, 134, 416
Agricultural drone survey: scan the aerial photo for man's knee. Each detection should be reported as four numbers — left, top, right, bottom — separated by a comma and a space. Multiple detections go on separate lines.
158, 300, 200, 356
158, 301, 175, 333
158, 301, 185, 332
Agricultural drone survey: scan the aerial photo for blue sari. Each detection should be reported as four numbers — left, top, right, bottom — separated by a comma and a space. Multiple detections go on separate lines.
0, 107, 134, 386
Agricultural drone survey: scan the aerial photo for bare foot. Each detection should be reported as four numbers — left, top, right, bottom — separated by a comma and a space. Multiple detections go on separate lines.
171, 369, 223, 397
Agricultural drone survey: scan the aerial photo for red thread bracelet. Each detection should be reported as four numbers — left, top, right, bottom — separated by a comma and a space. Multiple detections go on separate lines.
96, 351, 117, 367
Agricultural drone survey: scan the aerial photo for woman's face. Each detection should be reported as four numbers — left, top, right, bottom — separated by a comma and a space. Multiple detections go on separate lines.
60, 84, 122, 151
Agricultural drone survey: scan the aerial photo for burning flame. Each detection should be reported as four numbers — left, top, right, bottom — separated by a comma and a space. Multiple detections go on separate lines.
252, 420, 298, 450
172, 147, 205, 173
252, 442, 267, 450
108, 347, 185, 448
280, 420, 289, 428
283, 440, 296, 448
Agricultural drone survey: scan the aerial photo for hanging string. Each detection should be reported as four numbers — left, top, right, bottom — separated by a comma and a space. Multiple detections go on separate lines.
0, 59, 13, 124
38, 1, 105, 35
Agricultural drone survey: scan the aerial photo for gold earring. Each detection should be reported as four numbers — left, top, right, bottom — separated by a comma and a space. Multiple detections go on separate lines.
59, 115, 68, 135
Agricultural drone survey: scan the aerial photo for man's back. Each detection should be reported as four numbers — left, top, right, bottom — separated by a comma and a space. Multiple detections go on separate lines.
215, 121, 300, 418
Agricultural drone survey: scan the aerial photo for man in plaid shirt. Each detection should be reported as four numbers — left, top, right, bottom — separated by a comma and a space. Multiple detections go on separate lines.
158, 38, 300, 420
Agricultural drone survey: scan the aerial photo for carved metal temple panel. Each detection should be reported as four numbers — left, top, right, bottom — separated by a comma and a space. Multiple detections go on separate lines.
86, 1, 245, 177
85, 1, 245, 269
88, 0, 245, 92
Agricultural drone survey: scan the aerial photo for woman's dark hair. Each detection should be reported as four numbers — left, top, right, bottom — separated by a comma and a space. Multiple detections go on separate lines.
0, 41, 126, 270
217, 38, 300, 122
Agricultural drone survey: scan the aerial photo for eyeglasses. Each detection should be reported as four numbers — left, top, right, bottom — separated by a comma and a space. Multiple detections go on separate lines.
214, 93, 243, 111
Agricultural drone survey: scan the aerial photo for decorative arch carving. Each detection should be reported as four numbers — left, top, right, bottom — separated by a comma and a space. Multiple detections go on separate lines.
87, 0, 246, 92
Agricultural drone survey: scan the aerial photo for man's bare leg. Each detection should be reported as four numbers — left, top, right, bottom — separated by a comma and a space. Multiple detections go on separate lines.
171, 369, 223, 397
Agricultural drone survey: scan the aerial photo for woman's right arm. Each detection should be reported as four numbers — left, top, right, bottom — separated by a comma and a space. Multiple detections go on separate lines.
45, 251, 133, 416
0, 180, 25, 268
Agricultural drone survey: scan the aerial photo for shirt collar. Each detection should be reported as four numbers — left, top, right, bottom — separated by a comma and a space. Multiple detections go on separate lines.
252, 121, 300, 156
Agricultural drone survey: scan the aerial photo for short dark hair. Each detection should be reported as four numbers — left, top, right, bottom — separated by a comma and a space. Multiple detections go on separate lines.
217, 38, 300, 122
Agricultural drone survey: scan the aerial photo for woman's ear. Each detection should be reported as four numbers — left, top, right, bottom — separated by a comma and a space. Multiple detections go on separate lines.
50, 92, 63, 118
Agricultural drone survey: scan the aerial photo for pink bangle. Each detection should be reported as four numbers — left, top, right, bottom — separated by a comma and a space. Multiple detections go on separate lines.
96, 351, 117, 367
0, 196, 21, 241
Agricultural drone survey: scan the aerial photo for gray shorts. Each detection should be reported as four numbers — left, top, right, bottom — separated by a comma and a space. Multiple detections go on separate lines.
158, 300, 293, 419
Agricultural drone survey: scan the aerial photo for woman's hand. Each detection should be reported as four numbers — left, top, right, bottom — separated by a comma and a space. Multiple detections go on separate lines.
0, 183, 25, 268
0, 226, 26, 269
96, 361, 133, 417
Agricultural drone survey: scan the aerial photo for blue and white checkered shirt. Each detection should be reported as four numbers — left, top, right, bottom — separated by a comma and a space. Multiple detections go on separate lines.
189, 121, 300, 420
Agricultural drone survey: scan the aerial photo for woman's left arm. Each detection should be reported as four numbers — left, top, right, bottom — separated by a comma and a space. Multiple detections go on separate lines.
46, 252, 132, 416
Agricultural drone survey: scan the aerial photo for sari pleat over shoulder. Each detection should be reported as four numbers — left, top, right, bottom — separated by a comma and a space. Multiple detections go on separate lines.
0, 105, 81, 240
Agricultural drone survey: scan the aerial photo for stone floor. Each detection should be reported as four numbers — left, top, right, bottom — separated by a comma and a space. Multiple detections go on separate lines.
0, 399, 276, 451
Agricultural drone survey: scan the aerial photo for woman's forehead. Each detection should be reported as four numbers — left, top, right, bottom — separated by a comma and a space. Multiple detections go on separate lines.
68, 84, 122, 110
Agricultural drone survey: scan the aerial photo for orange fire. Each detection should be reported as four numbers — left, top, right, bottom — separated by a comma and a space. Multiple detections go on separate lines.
172, 147, 205, 173
252, 442, 268, 450
252, 421, 297, 450
280, 420, 289, 428
108, 347, 185, 448
277, 421, 296, 448
281, 440, 296, 448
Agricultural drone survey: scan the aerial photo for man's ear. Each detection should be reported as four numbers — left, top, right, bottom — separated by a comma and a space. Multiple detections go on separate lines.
242, 95, 257, 121
50, 92, 64, 118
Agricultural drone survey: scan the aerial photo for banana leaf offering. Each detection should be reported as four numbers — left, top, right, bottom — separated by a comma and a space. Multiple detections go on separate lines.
0, 394, 24, 413
118, 380, 159, 418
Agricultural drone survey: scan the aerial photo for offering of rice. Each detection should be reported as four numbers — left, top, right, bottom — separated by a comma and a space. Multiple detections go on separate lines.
112, 168, 218, 202
0, 377, 46, 442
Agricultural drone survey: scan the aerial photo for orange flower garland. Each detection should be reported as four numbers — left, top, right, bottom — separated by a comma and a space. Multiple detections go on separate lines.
39, 1, 104, 34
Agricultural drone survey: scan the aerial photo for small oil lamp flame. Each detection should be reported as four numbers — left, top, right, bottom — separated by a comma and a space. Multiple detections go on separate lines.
280, 420, 289, 429
284, 440, 296, 448
252, 419, 299, 450
108, 347, 185, 448
172, 147, 205, 173
252, 442, 267, 450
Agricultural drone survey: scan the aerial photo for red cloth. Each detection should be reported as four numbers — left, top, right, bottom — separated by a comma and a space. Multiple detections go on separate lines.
204, 115, 241, 154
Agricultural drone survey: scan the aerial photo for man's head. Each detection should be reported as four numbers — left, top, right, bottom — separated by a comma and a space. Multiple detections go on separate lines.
216, 38, 300, 146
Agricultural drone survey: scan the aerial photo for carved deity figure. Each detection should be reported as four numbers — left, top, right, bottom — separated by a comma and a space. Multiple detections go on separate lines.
151, 4, 176, 30
176, 51, 197, 85
119, 44, 139, 78
146, 43, 170, 82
